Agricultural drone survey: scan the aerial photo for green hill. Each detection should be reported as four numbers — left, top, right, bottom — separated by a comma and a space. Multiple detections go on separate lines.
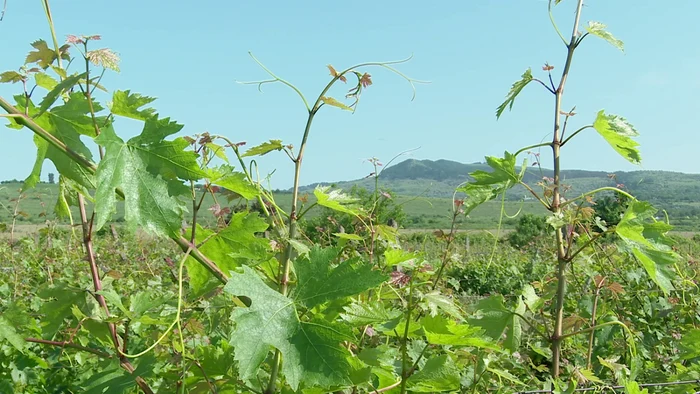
2, 159, 699, 231
298, 158, 700, 229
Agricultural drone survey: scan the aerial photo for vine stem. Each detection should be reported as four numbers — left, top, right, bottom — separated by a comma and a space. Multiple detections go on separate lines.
550, 0, 584, 378
263, 56, 421, 393
37, 1, 154, 389
24, 338, 112, 358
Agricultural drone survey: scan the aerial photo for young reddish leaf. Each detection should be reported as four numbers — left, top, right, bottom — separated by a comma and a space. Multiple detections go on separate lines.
360, 73, 372, 88
327, 64, 347, 83
87, 48, 121, 72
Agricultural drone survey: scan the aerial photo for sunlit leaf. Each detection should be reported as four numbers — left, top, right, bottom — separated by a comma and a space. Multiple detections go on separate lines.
242, 139, 284, 157
496, 68, 533, 119
26, 39, 69, 69
109, 90, 157, 120
455, 151, 524, 215
593, 110, 641, 165
314, 186, 362, 217
34, 72, 58, 91
0, 71, 24, 83
320, 96, 353, 111
206, 165, 259, 200
585, 22, 624, 52
421, 315, 497, 349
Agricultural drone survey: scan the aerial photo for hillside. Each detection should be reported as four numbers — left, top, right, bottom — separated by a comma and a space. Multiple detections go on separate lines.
299, 158, 700, 227
1, 159, 698, 231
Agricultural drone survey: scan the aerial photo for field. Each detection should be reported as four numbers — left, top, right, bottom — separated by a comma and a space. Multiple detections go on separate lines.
1, 181, 551, 230
4, 1, 700, 393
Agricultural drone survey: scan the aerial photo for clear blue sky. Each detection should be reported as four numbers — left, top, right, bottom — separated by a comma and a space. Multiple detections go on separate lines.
1, 0, 698, 189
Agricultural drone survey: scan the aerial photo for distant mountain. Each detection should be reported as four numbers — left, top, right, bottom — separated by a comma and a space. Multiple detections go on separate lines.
298, 158, 700, 222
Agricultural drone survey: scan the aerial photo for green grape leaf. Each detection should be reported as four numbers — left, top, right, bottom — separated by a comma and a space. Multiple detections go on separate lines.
205, 141, 229, 163
420, 315, 497, 349
242, 139, 284, 157
422, 291, 465, 321
314, 186, 362, 217
26, 39, 70, 69
333, 232, 363, 241
593, 110, 641, 165
0, 71, 24, 83
624, 381, 650, 394
0, 316, 25, 352
406, 355, 461, 392
455, 151, 523, 215
12, 95, 96, 191
586, 22, 624, 52
129, 116, 183, 144
109, 90, 157, 120
340, 302, 402, 326
38, 282, 88, 338
293, 247, 387, 310
615, 201, 680, 295
468, 294, 523, 352
320, 96, 353, 111
81, 354, 157, 394
206, 165, 259, 200
224, 266, 354, 390
496, 68, 533, 119
384, 248, 418, 268
186, 212, 271, 295
36, 72, 87, 117
48, 92, 105, 137
94, 123, 189, 238
185, 226, 219, 296
34, 72, 58, 91
487, 367, 525, 386
678, 329, 700, 360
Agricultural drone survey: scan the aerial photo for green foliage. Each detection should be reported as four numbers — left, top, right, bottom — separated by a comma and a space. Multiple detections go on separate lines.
302, 185, 406, 245
592, 194, 629, 229
224, 263, 359, 390
2, 2, 700, 393
508, 213, 549, 248
455, 151, 526, 215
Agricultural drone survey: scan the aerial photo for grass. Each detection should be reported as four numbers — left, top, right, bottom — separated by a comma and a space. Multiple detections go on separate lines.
0, 181, 695, 232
